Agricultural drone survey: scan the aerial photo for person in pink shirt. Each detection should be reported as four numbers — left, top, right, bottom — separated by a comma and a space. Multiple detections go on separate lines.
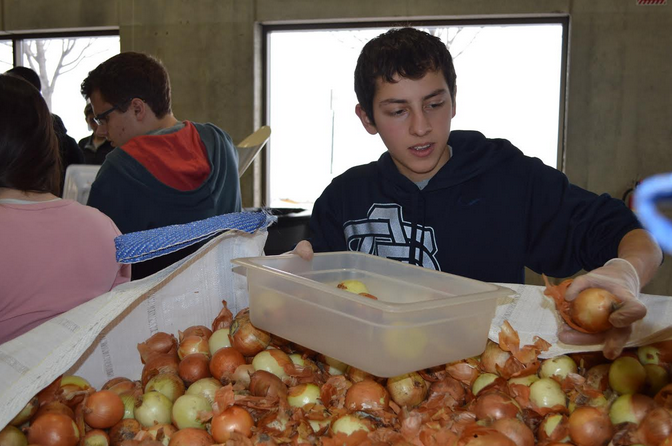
0, 74, 131, 345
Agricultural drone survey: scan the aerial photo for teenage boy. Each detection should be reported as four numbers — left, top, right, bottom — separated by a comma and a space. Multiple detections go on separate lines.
81, 52, 241, 280
294, 28, 662, 359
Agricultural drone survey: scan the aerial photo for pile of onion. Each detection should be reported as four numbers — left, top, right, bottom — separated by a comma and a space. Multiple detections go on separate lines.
9, 297, 672, 446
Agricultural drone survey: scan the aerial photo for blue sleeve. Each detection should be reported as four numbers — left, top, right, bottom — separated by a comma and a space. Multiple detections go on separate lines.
524, 160, 641, 276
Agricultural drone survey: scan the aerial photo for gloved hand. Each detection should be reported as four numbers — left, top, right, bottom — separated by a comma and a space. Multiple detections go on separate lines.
558, 258, 646, 359
292, 240, 314, 261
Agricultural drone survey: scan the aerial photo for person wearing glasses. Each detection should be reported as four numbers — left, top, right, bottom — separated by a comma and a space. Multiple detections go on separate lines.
78, 102, 115, 165
80, 52, 241, 280
0, 74, 130, 344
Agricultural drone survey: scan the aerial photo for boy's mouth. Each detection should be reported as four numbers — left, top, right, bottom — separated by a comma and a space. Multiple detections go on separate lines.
409, 143, 432, 153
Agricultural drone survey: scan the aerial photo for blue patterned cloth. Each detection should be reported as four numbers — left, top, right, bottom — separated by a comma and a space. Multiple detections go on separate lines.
634, 173, 672, 254
115, 211, 275, 264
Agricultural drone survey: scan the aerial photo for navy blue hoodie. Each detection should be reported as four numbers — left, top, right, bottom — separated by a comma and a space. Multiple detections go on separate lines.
309, 130, 641, 283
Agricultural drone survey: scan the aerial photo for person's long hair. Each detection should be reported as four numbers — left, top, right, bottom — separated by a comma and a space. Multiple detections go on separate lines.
0, 74, 61, 195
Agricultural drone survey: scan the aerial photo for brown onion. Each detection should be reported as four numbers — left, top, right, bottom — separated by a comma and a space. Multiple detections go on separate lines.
634, 407, 672, 446
102, 377, 131, 391
210, 406, 254, 442
472, 391, 521, 421
141, 354, 179, 387
345, 365, 377, 383
249, 370, 288, 398
229, 309, 271, 356
137, 333, 177, 363
429, 375, 466, 408
568, 406, 613, 446
83, 390, 125, 429
177, 336, 210, 360
59, 376, 92, 408
491, 417, 535, 446
570, 288, 618, 333
35, 402, 75, 421
27, 413, 80, 446
345, 380, 389, 412
209, 347, 246, 382
167, 428, 213, 446
386, 372, 427, 408
179, 325, 212, 342
178, 353, 211, 385
481, 341, 511, 375
108, 419, 141, 446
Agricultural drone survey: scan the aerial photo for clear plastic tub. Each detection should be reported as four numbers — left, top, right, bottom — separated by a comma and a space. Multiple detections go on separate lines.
232, 252, 511, 377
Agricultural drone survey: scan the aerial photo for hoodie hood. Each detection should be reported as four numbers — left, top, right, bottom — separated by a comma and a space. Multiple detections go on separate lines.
377, 130, 523, 191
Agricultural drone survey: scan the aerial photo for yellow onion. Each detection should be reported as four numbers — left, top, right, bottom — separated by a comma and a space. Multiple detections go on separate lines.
568, 406, 613, 446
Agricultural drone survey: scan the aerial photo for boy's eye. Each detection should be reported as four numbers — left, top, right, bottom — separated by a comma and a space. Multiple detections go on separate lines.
426, 101, 445, 109
386, 108, 406, 117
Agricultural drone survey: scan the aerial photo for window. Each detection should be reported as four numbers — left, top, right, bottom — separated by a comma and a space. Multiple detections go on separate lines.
1, 32, 120, 144
264, 19, 567, 208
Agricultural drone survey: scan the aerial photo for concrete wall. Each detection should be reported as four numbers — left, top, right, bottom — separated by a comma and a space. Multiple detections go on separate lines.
1, 0, 671, 295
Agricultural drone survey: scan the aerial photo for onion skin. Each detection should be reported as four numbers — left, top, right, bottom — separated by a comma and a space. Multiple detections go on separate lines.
83, 390, 125, 429
568, 406, 613, 446
167, 428, 213, 446
27, 413, 80, 446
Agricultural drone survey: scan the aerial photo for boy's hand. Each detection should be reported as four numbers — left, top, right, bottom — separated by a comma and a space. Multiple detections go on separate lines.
559, 258, 646, 359
292, 240, 314, 261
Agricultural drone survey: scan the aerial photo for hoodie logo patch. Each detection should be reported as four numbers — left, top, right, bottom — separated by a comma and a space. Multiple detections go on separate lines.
343, 203, 440, 270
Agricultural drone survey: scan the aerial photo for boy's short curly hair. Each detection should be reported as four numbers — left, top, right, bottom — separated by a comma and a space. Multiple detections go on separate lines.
81, 52, 172, 118
354, 27, 457, 125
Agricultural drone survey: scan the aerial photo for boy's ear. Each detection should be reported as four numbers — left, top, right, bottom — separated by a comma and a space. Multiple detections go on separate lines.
355, 104, 378, 135
131, 98, 147, 121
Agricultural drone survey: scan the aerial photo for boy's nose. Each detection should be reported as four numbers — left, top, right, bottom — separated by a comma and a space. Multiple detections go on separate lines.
410, 111, 432, 136
94, 123, 107, 138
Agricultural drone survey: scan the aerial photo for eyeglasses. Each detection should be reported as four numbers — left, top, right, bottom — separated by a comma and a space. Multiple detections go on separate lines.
93, 104, 122, 126
93, 98, 138, 125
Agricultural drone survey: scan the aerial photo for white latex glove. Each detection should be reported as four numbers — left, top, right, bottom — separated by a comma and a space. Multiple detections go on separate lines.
291, 240, 314, 261
558, 258, 646, 359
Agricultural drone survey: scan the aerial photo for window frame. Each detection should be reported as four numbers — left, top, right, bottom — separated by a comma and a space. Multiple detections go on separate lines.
260, 16, 569, 206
